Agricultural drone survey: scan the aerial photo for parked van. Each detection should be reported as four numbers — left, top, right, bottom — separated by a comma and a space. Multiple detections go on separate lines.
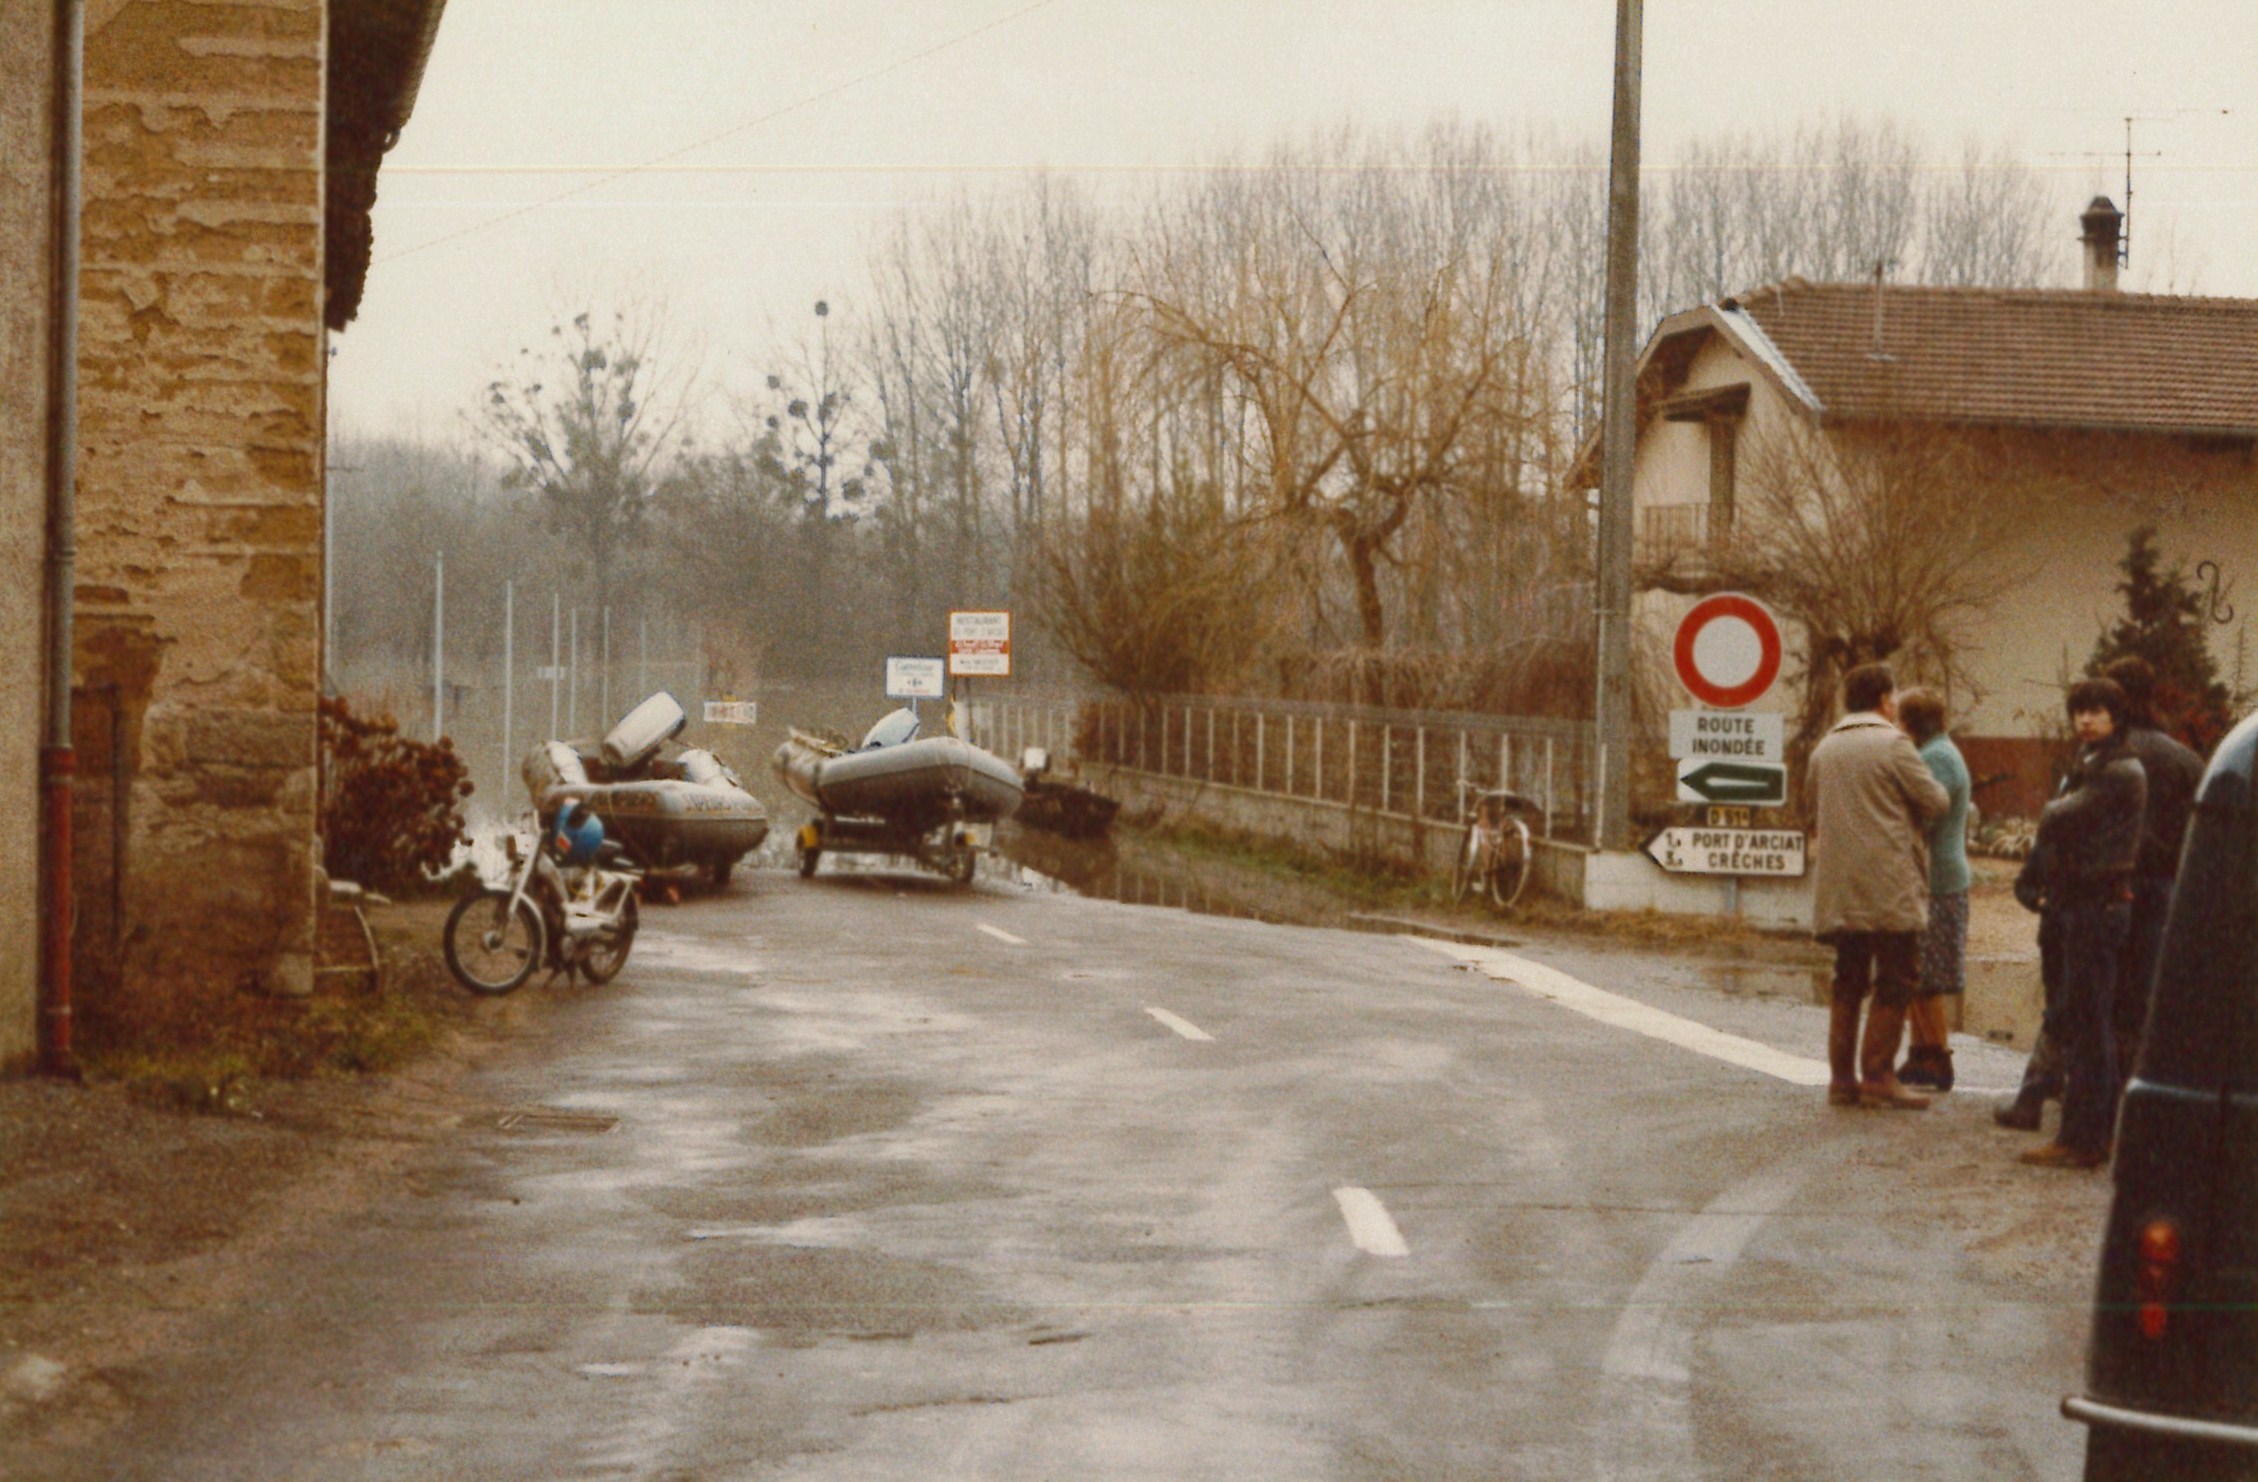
2067, 708, 2258, 1480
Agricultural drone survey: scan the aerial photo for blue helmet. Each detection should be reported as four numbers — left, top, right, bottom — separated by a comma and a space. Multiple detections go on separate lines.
553, 806, 606, 864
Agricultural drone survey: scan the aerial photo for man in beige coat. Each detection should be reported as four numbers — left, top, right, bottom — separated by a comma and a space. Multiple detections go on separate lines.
1808, 663, 1952, 1109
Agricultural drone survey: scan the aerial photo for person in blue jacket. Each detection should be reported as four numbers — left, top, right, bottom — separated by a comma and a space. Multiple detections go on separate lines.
1894, 687, 1970, 1091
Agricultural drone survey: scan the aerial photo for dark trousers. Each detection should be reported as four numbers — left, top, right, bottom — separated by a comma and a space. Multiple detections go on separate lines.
2056, 898, 2131, 1155
1830, 931, 1919, 1010
2115, 874, 2174, 1074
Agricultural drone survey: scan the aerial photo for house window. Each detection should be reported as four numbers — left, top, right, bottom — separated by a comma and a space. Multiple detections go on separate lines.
1658, 384, 1750, 540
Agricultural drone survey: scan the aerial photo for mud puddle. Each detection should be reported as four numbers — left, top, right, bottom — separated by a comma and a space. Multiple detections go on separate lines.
1693, 958, 2040, 1048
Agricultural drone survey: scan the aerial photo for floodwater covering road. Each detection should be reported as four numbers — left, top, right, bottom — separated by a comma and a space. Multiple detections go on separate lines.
61, 862, 2098, 1479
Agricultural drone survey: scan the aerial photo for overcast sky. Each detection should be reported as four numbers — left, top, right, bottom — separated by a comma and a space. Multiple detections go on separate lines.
330, 0, 2256, 439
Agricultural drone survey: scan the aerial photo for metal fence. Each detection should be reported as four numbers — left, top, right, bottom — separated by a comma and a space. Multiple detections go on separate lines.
974, 691, 1593, 840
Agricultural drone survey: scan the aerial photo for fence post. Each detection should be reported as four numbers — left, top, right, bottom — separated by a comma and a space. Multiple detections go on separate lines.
1140, 705, 1148, 771
1348, 720, 1358, 807
1382, 726, 1392, 812
1545, 737, 1556, 838
1456, 731, 1468, 822
1256, 712, 1266, 792
502, 580, 514, 792
1285, 714, 1295, 796
1185, 705, 1194, 779
1501, 732, 1512, 796
1315, 716, 1325, 802
1232, 710, 1241, 786
1207, 706, 1215, 780
1415, 725, 1426, 819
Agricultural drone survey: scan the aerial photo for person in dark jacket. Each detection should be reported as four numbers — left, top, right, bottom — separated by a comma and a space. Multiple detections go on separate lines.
1994, 817, 2066, 1130
2100, 656, 2205, 1081
2019, 677, 2146, 1170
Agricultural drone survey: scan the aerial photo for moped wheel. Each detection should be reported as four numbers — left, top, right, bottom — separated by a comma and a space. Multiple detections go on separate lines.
580, 892, 639, 985
1487, 819, 1533, 911
1452, 827, 1483, 905
443, 888, 544, 995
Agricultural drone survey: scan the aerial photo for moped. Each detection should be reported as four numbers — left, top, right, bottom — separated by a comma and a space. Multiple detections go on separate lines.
443, 797, 641, 994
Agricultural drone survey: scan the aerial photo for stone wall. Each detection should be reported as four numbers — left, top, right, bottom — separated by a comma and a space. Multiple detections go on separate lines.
0, 4, 58, 1070
73, 0, 327, 1008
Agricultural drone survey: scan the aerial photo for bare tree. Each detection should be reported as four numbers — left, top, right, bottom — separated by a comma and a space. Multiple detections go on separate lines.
1639, 412, 2031, 776
479, 308, 690, 617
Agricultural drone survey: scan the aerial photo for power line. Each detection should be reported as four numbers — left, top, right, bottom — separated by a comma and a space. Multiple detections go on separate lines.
375, 0, 1061, 267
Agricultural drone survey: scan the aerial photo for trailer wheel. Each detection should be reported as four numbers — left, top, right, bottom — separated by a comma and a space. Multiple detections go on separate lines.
946, 845, 977, 885
710, 855, 734, 887
797, 843, 820, 879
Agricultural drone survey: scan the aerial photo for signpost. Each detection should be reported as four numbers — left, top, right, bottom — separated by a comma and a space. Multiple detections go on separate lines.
1675, 758, 1788, 806
1641, 826, 1806, 878
885, 656, 946, 700
946, 610, 1012, 678
702, 700, 757, 725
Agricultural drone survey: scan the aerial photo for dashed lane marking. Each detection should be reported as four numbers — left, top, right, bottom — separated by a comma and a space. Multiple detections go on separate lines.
1144, 1007, 1214, 1041
1333, 1186, 1410, 1258
1412, 938, 1831, 1087
976, 923, 1028, 946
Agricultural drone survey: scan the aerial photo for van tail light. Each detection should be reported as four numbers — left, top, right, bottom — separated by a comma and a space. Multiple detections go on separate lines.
2135, 1219, 2183, 1341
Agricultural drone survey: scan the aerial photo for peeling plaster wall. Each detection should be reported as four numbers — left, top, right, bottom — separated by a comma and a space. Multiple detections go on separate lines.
75, 0, 327, 1007
0, 4, 57, 1069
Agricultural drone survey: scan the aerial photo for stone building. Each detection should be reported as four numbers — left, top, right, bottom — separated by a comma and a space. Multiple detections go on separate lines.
1604, 200, 2258, 817
0, 0, 445, 1065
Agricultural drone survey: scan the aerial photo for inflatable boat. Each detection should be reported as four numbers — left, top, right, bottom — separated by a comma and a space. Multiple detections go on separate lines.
523, 693, 770, 886
772, 707, 1023, 883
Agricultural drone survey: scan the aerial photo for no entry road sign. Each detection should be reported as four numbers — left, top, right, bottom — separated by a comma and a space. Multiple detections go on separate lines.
1673, 593, 1782, 710
1675, 757, 1788, 806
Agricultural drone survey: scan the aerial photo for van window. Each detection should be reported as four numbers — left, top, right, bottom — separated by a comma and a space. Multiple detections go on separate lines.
2139, 765, 2256, 1092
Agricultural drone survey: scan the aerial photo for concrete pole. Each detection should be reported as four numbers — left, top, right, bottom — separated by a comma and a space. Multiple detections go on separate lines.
432, 548, 445, 742
638, 612, 648, 697
1592, 0, 1644, 852
601, 606, 611, 723
501, 580, 514, 793
548, 592, 560, 738
567, 607, 578, 735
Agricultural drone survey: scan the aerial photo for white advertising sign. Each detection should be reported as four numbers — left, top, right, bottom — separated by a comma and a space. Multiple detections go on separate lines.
947, 609, 1013, 677
886, 656, 947, 699
1642, 827, 1807, 878
1668, 709, 1785, 763
702, 700, 758, 725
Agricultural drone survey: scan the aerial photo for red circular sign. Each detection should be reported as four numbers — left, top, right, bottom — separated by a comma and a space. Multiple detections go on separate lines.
1673, 593, 1782, 709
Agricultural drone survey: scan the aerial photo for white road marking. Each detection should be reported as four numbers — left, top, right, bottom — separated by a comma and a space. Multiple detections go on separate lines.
976, 923, 1028, 946
1595, 1163, 1806, 1480
1144, 1007, 1214, 1041
1332, 1186, 1410, 1258
1412, 938, 1831, 1087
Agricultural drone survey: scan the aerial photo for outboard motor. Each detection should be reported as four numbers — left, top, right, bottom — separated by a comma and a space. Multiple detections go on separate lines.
604, 692, 688, 772
858, 707, 921, 750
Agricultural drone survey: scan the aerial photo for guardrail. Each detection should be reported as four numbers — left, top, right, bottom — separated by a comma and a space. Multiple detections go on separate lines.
973, 691, 1592, 840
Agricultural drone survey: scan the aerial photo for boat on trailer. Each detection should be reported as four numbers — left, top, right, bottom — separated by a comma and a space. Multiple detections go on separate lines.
773, 707, 1023, 883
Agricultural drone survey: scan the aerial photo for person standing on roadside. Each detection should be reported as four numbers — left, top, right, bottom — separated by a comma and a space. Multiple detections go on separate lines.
1808, 663, 1951, 1110
2100, 656, 2204, 1083
2019, 677, 2146, 1170
1894, 688, 1970, 1092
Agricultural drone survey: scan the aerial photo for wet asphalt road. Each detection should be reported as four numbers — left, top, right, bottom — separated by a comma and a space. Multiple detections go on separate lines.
77, 865, 2089, 1479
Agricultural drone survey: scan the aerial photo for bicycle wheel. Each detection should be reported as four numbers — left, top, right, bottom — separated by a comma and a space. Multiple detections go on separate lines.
1486, 819, 1533, 911
580, 892, 639, 985
443, 888, 544, 995
1452, 826, 1483, 905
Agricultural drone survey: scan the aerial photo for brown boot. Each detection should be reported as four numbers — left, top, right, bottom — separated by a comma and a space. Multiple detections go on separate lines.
1827, 994, 1862, 1106
1859, 1002, 1930, 1110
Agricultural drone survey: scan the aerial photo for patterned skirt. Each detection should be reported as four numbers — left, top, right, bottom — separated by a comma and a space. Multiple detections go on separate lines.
1919, 889, 1970, 998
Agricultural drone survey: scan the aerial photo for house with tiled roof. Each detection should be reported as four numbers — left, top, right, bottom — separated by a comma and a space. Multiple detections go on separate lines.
1602, 199, 2258, 817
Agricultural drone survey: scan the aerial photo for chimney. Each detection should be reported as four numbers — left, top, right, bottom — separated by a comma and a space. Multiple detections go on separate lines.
2080, 196, 2123, 292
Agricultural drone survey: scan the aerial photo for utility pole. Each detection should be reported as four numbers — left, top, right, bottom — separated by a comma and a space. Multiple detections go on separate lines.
431, 548, 445, 742
601, 606, 611, 723
549, 592, 561, 739
1592, 0, 1643, 852
501, 580, 513, 792
567, 607, 579, 735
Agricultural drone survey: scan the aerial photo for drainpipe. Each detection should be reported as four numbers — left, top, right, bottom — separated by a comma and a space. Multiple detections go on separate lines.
40, 0, 84, 1079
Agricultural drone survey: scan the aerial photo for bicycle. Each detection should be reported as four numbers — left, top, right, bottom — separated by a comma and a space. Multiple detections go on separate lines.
1452, 780, 1539, 911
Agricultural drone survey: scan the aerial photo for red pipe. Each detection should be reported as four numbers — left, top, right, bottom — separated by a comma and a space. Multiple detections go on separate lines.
38, 748, 74, 1077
